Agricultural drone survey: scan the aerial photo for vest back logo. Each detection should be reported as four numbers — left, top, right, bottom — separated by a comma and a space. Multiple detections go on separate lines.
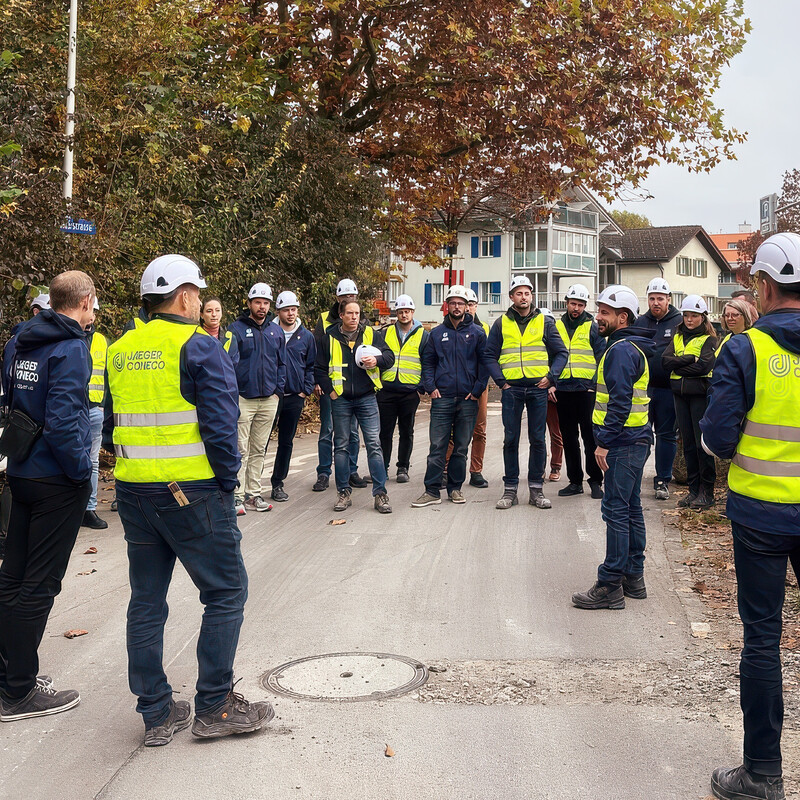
113, 350, 165, 372
768, 353, 800, 379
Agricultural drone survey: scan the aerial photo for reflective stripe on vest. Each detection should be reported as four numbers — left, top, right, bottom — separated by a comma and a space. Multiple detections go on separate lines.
381, 324, 423, 385
107, 319, 214, 482
670, 332, 712, 380
555, 319, 597, 380
88, 331, 108, 404
329, 326, 382, 395
498, 313, 548, 380
728, 328, 800, 503
592, 340, 650, 427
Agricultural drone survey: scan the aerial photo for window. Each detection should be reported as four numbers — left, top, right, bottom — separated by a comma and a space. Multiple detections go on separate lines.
552, 230, 596, 271
387, 280, 402, 302
676, 256, 692, 276
476, 281, 502, 304
719, 271, 737, 284
693, 258, 707, 278
431, 284, 444, 305
673, 291, 686, 307
728, 242, 738, 250
480, 236, 495, 258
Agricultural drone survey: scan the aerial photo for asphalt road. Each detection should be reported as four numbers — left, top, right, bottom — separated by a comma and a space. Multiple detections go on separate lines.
0, 401, 739, 799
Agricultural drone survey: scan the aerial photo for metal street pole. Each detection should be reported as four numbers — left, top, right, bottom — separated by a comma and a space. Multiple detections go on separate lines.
62, 0, 78, 204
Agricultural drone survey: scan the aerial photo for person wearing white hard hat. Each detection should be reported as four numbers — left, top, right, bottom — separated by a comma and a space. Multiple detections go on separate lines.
269, 291, 316, 502
571, 285, 655, 611
227, 282, 285, 514
314, 299, 394, 514
632, 277, 682, 500
537, 307, 565, 483
105, 255, 273, 743
312, 279, 364, 492
411, 285, 492, 507
554, 284, 606, 500
662, 294, 717, 510
701, 232, 800, 800
30, 293, 50, 315
485, 276, 568, 510
377, 294, 429, 484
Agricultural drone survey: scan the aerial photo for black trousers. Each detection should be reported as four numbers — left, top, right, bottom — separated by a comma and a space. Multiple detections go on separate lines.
555, 390, 602, 485
0, 475, 91, 699
270, 393, 306, 488
378, 389, 421, 470
672, 393, 715, 494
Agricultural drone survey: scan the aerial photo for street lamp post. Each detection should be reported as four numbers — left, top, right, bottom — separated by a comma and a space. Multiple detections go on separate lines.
62, 0, 78, 204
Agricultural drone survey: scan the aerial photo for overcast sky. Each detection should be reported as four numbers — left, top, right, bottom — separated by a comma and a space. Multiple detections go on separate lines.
610, 0, 798, 235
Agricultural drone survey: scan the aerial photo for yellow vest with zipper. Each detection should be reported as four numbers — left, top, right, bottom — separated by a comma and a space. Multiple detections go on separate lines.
669, 332, 712, 380
498, 313, 548, 380
555, 319, 596, 380
329, 326, 382, 395
107, 319, 215, 483
727, 328, 800, 504
222, 330, 234, 353
592, 340, 650, 427
381, 325, 423, 385
88, 331, 108, 404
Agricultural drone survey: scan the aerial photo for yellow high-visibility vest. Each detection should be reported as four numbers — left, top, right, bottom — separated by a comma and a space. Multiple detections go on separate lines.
381, 325, 423, 385
708, 331, 732, 378
498, 313, 548, 380
592, 340, 650, 427
477, 320, 489, 336
107, 319, 215, 483
329, 326, 382, 395
133, 317, 147, 330
555, 319, 597, 380
320, 311, 331, 331
728, 328, 800, 503
222, 330, 234, 353
669, 332, 712, 380
88, 331, 108, 404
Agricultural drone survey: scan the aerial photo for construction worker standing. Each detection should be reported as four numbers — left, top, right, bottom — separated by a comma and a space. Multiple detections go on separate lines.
107, 255, 272, 746
701, 233, 800, 800
554, 284, 606, 500
485, 276, 568, 510
572, 285, 655, 611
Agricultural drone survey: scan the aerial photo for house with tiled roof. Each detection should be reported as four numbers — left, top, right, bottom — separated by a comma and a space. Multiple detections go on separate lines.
709, 225, 752, 299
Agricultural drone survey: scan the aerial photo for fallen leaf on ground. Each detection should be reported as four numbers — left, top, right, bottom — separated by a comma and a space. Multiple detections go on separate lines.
384, 744, 395, 757
63, 629, 88, 639
77, 569, 97, 576
83, 547, 98, 554
328, 519, 346, 526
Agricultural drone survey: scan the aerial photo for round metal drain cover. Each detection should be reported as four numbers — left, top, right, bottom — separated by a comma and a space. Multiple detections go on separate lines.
261, 652, 428, 702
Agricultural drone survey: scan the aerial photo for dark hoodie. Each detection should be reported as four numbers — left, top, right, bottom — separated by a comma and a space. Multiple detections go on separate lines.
227, 311, 286, 398
1, 320, 24, 402
632, 304, 682, 389
6, 309, 92, 482
661, 324, 718, 396
700, 308, 800, 535
592, 326, 656, 449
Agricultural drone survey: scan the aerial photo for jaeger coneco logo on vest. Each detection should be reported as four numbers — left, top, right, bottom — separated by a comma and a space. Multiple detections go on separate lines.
767, 352, 800, 379
112, 350, 165, 372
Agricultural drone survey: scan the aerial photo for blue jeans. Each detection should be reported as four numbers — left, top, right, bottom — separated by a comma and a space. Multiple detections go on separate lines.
317, 392, 359, 477
424, 397, 478, 496
597, 443, 649, 584
87, 405, 104, 511
500, 386, 548, 488
330, 394, 387, 495
648, 387, 677, 486
117, 484, 248, 727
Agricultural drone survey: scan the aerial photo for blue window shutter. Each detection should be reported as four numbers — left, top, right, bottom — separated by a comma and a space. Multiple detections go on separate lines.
470, 281, 479, 295
491, 281, 501, 295
424, 284, 432, 306
493, 235, 501, 257
471, 236, 479, 258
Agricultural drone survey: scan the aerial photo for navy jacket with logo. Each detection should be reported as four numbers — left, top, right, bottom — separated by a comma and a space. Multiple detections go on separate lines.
282, 323, 316, 396
632, 304, 682, 389
422, 313, 491, 398
228, 313, 286, 398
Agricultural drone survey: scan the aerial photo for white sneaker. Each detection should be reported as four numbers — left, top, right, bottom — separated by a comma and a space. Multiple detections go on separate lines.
235, 503, 246, 516
245, 496, 273, 513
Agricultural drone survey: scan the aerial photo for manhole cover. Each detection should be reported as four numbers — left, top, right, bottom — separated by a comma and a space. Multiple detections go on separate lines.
261, 652, 428, 702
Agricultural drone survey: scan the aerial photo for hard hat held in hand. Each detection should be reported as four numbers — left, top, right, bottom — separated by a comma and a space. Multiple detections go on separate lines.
596, 285, 639, 318
646, 277, 671, 296
276, 291, 299, 309
355, 344, 381, 368
565, 283, 590, 302
141, 255, 207, 296
249, 283, 273, 301
394, 294, 415, 310
751, 232, 800, 284
336, 279, 359, 297
679, 295, 708, 314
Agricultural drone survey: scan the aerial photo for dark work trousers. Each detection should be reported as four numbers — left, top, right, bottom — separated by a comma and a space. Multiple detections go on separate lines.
378, 388, 421, 471
0, 475, 91, 700
500, 386, 548, 488
555, 390, 602, 486
424, 397, 478, 497
672, 392, 715, 495
733, 522, 800, 777
648, 386, 678, 488
271, 394, 306, 489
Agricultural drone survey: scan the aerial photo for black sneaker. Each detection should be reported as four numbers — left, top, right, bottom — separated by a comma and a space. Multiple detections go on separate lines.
711, 765, 785, 800
469, 473, 489, 488
558, 482, 584, 497
589, 482, 604, 500
655, 481, 670, 501
571, 581, 625, 610
622, 574, 647, 599
349, 473, 368, 489
271, 486, 289, 502
312, 474, 329, 492
677, 492, 697, 508
690, 487, 714, 510
396, 467, 409, 483
82, 510, 108, 530
144, 699, 192, 747
191, 690, 274, 739
0, 684, 81, 722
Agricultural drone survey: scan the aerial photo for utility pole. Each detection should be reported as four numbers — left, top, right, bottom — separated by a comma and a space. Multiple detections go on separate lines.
62, 0, 78, 204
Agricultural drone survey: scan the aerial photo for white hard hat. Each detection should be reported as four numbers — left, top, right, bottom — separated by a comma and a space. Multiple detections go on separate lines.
93, 296, 100, 311
465, 288, 478, 303
751, 232, 800, 284
565, 283, 590, 302
355, 344, 381, 368
141, 255, 207, 296
510, 275, 533, 292
394, 294, 415, 310
679, 294, 708, 314
336, 278, 359, 297
538, 307, 555, 318
444, 285, 469, 302
596, 284, 639, 319
276, 291, 299, 309
646, 277, 671, 296
30, 293, 50, 310
249, 283, 273, 301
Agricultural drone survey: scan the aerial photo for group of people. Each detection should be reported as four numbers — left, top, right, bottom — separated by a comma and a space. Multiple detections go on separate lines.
0, 231, 798, 800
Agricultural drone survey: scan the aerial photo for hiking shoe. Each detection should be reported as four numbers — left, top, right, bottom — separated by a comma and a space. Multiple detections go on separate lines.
82, 510, 108, 529
333, 490, 352, 512
622, 574, 647, 599
558, 482, 583, 497
711, 765, 785, 800
655, 481, 670, 501
690, 487, 714, 510
469, 473, 489, 488
245, 495, 273, 513
374, 493, 392, 514
529, 487, 552, 509
191, 690, 274, 739
312, 474, 329, 492
396, 467, 409, 483
548, 470, 561, 482
589, 481, 604, 500
349, 473, 368, 489
144, 699, 192, 747
677, 492, 697, 508
271, 486, 289, 502
571, 581, 625, 610
0, 684, 80, 722
449, 489, 466, 504
411, 492, 441, 508
496, 489, 518, 510
235, 502, 246, 516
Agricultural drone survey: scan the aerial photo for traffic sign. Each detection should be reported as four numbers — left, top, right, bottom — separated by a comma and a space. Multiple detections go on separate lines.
759, 194, 777, 237
60, 217, 96, 235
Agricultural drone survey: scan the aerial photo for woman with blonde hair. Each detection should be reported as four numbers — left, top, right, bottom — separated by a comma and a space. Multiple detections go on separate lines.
716, 297, 754, 356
